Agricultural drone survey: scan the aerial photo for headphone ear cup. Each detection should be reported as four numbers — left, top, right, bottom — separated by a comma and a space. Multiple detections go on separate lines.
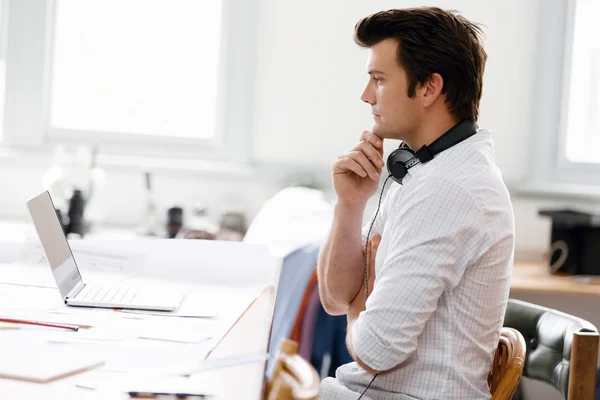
387, 147, 416, 184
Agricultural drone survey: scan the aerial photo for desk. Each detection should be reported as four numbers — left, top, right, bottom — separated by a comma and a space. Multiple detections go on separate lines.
202, 285, 277, 399
511, 260, 600, 296
510, 259, 600, 400
0, 239, 281, 400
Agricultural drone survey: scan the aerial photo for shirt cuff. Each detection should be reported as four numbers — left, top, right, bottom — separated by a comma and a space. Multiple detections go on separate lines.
352, 313, 396, 372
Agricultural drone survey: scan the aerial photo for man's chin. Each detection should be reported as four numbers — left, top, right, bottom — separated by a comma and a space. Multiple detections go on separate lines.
371, 125, 387, 139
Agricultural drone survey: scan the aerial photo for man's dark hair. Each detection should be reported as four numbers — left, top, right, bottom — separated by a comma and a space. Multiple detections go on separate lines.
354, 7, 487, 121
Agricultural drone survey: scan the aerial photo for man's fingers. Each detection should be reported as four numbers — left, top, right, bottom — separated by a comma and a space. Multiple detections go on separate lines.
354, 141, 385, 169
333, 131, 384, 180
367, 233, 381, 284
333, 157, 367, 178
348, 151, 380, 180
372, 233, 381, 248
369, 234, 381, 267
360, 130, 384, 152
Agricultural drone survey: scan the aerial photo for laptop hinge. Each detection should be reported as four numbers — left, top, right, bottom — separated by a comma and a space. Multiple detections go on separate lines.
65, 281, 86, 303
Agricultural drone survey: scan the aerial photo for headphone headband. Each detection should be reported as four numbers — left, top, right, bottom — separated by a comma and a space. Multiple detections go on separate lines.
422, 119, 478, 159
386, 119, 478, 184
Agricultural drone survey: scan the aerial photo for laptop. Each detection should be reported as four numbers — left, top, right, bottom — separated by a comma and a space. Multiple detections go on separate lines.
26, 190, 183, 311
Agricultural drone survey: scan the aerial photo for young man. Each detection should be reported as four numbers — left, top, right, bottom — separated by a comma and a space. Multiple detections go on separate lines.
317, 8, 515, 399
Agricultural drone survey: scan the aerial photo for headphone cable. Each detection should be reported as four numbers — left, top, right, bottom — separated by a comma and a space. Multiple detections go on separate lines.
357, 173, 392, 400
362, 174, 392, 298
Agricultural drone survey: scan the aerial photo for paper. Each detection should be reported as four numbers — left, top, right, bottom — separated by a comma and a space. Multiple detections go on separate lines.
0, 263, 57, 288
12, 238, 145, 280
0, 344, 104, 383
137, 323, 214, 344
180, 353, 268, 376
72, 239, 278, 287
70, 243, 145, 278
75, 372, 220, 397
118, 283, 266, 320
0, 301, 121, 329
0, 284, 64, 311
119, 294, 219, 318
53, 312, 216, 344
0, 378, 111, 400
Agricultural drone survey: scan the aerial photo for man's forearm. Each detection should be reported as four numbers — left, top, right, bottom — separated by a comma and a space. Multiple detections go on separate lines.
317, 203, 365, 315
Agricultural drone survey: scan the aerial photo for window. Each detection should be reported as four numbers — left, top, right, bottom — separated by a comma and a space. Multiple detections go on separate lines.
526, 0, 600, 194
2, 0, 258, 163
50, 0, 222, 140
0, 0, 7, 142
563, 0, 600, 164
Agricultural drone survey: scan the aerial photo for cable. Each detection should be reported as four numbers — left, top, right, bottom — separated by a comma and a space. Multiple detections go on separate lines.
357, 373, 379, 400
362, 174, 392, 298
357, 174, 392, 400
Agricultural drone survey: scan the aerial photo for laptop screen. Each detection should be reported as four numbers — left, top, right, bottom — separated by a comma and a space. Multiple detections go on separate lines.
27, 191, 83, 298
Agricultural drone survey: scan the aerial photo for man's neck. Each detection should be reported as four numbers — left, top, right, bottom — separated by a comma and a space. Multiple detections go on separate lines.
405, 114, 460, 151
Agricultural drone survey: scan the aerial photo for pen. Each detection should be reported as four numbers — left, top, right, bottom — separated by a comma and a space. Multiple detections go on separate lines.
128, 391, 211, 398
0, 317, 79, 332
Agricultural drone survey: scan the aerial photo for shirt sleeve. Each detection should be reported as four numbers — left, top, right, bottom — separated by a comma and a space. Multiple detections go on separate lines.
352, 177, 490, 372
360, 184, 395, 247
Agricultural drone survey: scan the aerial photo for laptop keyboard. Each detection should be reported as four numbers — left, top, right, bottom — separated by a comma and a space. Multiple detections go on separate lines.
76, 284, 139, 304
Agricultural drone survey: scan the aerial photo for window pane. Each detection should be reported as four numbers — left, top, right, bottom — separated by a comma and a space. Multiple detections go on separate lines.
565, 0, 600, 163
50, 0, 222, 139
0, 0, 6, 142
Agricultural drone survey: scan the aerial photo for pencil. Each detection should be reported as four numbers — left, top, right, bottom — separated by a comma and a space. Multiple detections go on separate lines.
0, 318, 79, 332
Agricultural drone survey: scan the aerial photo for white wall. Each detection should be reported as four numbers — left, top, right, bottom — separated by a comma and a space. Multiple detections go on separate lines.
253, 0, 538, 180
1, 0, 599, 254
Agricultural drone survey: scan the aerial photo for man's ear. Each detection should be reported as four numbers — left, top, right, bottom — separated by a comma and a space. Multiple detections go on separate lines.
421, 73, 444, 108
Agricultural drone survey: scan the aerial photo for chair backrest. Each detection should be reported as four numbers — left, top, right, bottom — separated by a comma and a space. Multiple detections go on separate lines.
267, 339, 320, 400
489, 327, 527, 399
503, 299, 600, 400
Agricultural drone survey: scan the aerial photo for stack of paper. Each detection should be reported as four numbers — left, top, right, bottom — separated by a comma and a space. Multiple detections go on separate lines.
0, 344, 104, 383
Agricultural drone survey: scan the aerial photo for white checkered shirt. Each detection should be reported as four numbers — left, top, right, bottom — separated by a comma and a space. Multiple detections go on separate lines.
319, 129, 515, 399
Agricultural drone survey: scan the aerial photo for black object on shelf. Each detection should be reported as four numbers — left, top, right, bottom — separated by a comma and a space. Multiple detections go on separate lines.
166, 206, 183, 238
67, 189, 86, 238
538, 209, 600, 275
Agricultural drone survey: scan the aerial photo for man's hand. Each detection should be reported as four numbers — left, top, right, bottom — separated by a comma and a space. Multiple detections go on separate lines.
333, 131, 385, 206
348, 233, 381, 321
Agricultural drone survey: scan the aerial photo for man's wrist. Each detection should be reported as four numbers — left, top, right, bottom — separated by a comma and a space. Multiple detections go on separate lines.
335, 200, 367, 210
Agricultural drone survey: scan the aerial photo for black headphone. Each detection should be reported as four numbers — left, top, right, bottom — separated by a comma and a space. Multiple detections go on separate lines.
386, 119, 479, 184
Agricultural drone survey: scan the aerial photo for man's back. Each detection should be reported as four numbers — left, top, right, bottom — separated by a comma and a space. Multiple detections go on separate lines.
320, 130, 515, 399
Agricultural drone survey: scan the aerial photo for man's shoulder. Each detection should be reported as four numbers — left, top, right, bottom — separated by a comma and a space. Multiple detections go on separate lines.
410, 151, 508, 203
397, 170, 512, 223
405, 173, 477, 199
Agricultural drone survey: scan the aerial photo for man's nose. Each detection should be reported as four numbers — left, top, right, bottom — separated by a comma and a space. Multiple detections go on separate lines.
361, 87, 375, 105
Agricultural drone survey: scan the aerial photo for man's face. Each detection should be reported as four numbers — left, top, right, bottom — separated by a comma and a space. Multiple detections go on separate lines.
360, 38, 420, 140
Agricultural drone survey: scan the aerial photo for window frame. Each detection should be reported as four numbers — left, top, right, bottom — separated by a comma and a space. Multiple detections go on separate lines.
1, 0, 258, 163
524, 0, 600, 196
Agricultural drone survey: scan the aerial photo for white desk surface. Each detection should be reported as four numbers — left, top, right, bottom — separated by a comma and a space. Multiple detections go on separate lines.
0, 238, 281, 399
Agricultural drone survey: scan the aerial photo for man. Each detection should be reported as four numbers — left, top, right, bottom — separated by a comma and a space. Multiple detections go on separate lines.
317, 7, 515, 400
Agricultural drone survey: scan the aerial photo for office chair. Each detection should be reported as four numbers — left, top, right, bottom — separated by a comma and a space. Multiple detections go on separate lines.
489, 327, 527, 399
504, 299, 599, 400
267, 339, 320, 400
